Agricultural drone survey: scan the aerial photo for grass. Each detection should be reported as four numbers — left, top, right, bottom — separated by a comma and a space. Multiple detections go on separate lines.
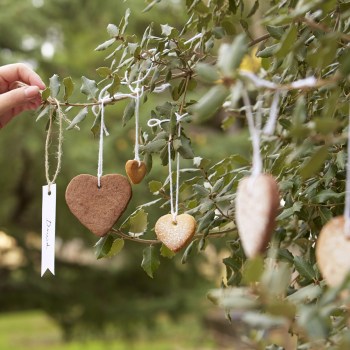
0, 311, 218, 350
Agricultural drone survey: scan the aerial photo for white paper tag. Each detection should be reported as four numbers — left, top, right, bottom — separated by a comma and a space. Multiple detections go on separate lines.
41, 184, 56, 277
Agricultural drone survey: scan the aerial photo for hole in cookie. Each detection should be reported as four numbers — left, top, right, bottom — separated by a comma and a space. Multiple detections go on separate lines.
48, 191, 52, 196
97, 185, 102, 189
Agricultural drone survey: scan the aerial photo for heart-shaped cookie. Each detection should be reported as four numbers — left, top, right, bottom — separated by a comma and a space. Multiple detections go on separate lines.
316, 216, 350, 287
155, 214, 196, 252
125, 160, 147, 184
65, 174, 132, 237
235, 174, 279, 258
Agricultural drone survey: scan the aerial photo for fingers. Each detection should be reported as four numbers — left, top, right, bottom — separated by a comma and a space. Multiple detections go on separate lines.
0, 63, 46, 90
0, 86, 42, 126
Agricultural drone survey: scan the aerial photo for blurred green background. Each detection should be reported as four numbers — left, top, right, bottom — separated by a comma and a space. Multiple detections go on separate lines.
0, 0, 248, 349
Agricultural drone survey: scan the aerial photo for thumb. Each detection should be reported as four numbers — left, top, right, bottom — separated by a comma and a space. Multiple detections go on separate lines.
0, 85, 40, 115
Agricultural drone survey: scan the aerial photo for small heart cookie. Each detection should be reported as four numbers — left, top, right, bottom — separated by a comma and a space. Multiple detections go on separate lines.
125, 160, 147, 184
235, 174, 279, 258
316, 216, 350, 287
155, 214, 196, 252
65, 174, 132, 237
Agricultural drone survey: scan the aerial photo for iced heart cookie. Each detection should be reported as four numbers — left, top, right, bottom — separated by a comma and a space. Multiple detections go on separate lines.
65, 174, 132, 237
235, 174, 279, 258
155, 214, 196, 252
125, 160, 147, 184
316, 216, 350, 287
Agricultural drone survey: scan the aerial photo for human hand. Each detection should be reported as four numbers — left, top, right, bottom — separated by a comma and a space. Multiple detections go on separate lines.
0, 63, 46, 128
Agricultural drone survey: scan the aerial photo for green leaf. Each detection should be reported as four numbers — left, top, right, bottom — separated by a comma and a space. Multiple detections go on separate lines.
94, 235, 114, 259
105, 238, 124, 258
49, 74, 60, 98
36, 105, 50, 122
122, 99, 135, 126
161, 24, 177, 38
141, 245, 160, 278
128, 209, 148, 235
63, 77, 74, 101
160, 244, 176, 259
80, 76, 98, 100
95, 38, 116, 51
173, 135, 194, 159
313, 189, 343, 203
107, 76, 121, 96
276, 25, 297, 58
181, 240, 196, 264
242, 256, 264, 284
247, 0, 259, 18
142, 139, 167, 153
191, 85, 230, 121
41, 87, 51, 101
266, 25, 284, 39
300, 146, 329, 179
67, 107, 88, 130
107, 23, 119, 37
256, 44, 279, 58
149, 180, 162, 193
217, 34, 248, 76
294, 256, 316, 281
96, 67, 112, 78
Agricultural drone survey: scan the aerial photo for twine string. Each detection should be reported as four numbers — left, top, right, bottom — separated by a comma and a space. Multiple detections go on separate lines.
45, 98, 63, 194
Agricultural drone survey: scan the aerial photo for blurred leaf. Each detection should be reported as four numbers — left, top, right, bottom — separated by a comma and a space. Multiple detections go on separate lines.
36, 105, 50, 122
149, 180, 162, 193
266, 25, 284, 39
128, 209, 148, 235
160, 244, 176, 259
96, 67, 112, 78
191, 85, 230, 121
300, 146, 329, 179
195, 63, 220, 83
217, 34, 248, 76
181, 240, 196, 264
247, 0, 259, 18
294, 256, 316, 281
107, 23, 119, 37
243, 256, 264, 284
122, 99, 136, 126
141, 245, 160, 278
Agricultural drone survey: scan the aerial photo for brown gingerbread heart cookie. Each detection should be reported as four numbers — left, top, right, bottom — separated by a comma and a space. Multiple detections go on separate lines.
125, 160, 147, 184
65, 174, 132, 237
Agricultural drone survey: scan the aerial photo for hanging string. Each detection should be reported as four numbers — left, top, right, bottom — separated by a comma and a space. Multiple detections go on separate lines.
263, 91, 281, 136
92, 85, 111, 188
45, 98, 64, 193
123, 64, 153, 164
148, 113, 187, 224
344, 108, 350, 237
242, 89, 262, 177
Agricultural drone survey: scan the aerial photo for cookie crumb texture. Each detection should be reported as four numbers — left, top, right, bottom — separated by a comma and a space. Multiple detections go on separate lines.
65, 174, 132, 237
155, 214, 196, 252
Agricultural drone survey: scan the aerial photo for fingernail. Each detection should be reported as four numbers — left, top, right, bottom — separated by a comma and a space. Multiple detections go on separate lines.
24, 86, 40, 99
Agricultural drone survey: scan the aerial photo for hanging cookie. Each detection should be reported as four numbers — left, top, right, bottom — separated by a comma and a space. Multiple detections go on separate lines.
316, 216, 350, 287
66, 84, 132, 237
124, 65, 149, 184
151, 112, 196, 252
125, 159, 147, 184
235, 90, 280, 258
236, 174, 279, 258
155, 214, 196, 252
66, 174, 132, 237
